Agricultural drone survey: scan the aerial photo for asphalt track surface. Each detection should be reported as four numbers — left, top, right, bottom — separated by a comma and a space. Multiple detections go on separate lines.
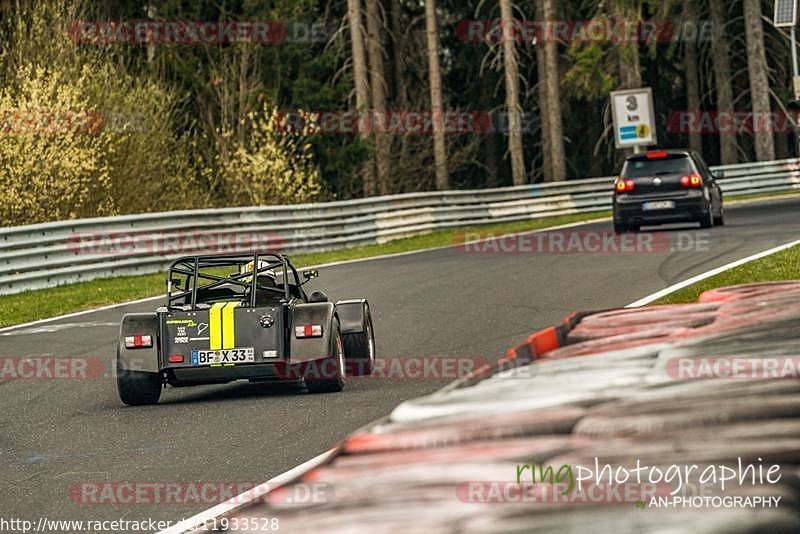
1, 197, 799, 529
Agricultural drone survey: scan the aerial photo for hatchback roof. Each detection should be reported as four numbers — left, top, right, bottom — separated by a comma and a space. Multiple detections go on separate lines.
626, 149, 691, 161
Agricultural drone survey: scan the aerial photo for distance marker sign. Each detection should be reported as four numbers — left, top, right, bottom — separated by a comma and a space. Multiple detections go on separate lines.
610, 87, 657, 149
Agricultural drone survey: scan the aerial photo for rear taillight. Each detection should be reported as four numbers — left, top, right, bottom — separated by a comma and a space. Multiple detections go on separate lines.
615, 178, 635, 193
295, 324, 323, 338
645, 150, 668, 159
680, 173, 703, 188
124, 335, 153, 348
168, 354, 184, 363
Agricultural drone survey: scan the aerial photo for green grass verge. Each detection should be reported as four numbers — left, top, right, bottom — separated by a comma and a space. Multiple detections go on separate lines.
0, 211, 610, 328
726, 190, 800, 203
655, 243, 800, 305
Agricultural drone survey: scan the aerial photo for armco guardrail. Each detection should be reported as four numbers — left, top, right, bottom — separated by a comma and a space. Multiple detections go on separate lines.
1, 157, 799, 295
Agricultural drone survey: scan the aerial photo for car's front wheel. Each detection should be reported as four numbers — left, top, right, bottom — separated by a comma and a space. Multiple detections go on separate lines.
116, 345, 162, 406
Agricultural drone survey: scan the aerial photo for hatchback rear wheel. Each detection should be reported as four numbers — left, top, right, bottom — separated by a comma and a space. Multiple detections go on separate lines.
699, 203, 714, 228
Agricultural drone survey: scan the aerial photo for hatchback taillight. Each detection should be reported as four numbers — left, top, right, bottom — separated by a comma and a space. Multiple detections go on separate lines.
680, 173, 703, 188
615, 178, 635, 193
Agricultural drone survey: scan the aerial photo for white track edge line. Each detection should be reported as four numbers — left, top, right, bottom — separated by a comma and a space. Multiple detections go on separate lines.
0, 294, 164, 333
157, 448, 336, 534
626, 239, 800, 307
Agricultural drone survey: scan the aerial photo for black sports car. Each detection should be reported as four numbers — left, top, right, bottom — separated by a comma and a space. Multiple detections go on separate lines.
116, 253, 375, 405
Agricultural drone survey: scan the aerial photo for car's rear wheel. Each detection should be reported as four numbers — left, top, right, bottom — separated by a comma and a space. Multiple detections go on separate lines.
306, 319, 345, 393
699, 203, 714, 228
343, 310, 375, 376
116, 345, 161, 406
713, 204, 725, 226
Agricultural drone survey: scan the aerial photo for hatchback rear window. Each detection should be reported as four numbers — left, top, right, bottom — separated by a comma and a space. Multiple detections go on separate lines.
622, 156, 693, 177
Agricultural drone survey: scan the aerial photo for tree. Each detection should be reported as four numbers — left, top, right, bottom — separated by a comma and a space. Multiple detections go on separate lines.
743, 0, 775, 161
0, 0, 192, 225
534, 0, 552, 182
543, 0, 566, 181
611, 1, 642, 89
346, 0, 376, 194
424, 0, 448, 190
389, 0, 408, 110
212, 105, 322, 206
499, 0, 525, 185
366, 0, 391, 195
708, 0, 738, 163
683, 0, 702, 153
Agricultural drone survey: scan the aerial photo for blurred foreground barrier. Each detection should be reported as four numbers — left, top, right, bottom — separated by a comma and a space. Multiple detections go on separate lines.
2, 157, 799, 294
185, 281, 800, 534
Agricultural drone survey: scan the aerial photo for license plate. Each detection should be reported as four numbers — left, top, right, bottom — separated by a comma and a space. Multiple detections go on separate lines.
642, 200, 675, 211
192, 348, 255, 366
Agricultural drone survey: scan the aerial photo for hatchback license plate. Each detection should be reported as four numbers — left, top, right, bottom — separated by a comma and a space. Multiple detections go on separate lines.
642, 200, 675, 211
192, 348, 255, 366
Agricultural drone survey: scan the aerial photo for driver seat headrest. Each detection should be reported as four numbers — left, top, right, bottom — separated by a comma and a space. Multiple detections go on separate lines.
308, 290, 329, 303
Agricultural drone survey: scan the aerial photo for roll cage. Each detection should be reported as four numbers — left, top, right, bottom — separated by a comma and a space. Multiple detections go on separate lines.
166, 253, 312, 311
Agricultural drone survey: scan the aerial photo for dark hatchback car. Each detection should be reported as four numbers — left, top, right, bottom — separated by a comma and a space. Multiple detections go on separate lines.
612, 149, 724, 233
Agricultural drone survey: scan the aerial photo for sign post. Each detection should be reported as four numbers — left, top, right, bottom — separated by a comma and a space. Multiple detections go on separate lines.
773, 0, 798, 94
610, 87, 657, 153
773, 0, 799, 153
